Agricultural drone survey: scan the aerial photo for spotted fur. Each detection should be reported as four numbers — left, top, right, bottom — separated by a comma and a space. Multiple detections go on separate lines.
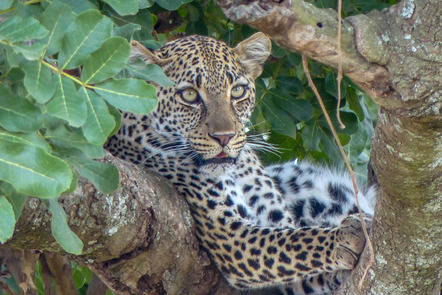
107, 33, 375, 294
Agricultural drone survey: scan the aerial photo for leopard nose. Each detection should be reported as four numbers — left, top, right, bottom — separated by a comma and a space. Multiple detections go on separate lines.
209, 132, 235, 147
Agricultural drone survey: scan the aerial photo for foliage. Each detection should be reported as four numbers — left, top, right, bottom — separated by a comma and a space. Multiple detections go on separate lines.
0, 0, 394, 293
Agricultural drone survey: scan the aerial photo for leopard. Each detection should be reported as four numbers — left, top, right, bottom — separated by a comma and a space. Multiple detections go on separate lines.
106, 33, 376, 294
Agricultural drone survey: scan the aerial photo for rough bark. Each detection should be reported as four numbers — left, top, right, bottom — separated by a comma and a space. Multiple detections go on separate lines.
217, 0, 442, 294
2, 153, 237, 294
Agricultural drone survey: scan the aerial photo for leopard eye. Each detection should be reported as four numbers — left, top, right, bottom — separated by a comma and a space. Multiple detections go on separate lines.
231, 85, 246, 99
180, 88, 199, 103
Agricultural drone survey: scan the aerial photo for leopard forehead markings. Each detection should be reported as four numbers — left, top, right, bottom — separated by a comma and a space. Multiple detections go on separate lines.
108, 33, 375, 294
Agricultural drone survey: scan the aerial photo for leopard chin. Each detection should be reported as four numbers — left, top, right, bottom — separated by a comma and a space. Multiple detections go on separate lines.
195, 156, 237, 175
198, 162, 237, 175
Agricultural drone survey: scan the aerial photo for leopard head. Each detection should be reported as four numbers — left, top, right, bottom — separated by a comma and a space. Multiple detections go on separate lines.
131, 33, 271, 171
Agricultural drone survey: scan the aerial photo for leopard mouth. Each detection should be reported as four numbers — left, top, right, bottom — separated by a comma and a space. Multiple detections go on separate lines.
196, 152, 237, 166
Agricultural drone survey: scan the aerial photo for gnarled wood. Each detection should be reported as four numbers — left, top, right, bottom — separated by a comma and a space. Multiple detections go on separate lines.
3, 153, 235, 294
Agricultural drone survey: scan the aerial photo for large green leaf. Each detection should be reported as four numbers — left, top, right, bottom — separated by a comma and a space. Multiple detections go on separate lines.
270, 92, 313, 122
102, 0, 138, 16
94, 78, 157, 114
113, 23, 141, 40
45, 126, 105, 159
58, 9, 113, 70
45, 199, 83, 255
276, 76, 303, 96
260, 96, 297, 139
46, 75, 87, 127
0, 135, 72, 198
39, 1, 76, 56
0, 16, 48, 43
23, 60, 55, 103
0, 85, 42, 132
117, 9, 154, 42
81, 36, 131, 84
0, 196, 15, 243
0, 130, 51, 153
69, 156, 120, 194
125, 61, 174, 87
13, 42, 46, 60
80, 88, 116, 145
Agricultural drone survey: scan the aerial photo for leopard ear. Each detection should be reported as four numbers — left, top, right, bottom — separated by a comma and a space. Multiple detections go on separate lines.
234, 32, 271, 79
130, 40, 173, 68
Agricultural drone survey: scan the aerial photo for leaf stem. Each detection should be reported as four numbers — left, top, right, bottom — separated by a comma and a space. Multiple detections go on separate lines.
42, 60, 87, 88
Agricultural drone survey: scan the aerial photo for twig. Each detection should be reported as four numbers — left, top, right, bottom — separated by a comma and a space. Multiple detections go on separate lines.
0, 280, 18, 295
336, 0, 345, 129
301, 55, 374, 289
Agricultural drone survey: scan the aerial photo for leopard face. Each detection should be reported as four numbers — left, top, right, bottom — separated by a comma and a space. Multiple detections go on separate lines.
130, 33, 271, 173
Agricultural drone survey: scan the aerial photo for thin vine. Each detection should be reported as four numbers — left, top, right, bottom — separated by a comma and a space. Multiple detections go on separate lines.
301, 55, 375, 290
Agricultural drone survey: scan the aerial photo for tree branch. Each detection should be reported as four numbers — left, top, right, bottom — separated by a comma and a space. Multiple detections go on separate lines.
217, 0, 392, 99
3, 153, 236, 295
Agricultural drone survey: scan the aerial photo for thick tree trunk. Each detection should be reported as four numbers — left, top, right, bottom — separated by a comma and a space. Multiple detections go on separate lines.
3, 153, 238, 294
217, 0, 441, 294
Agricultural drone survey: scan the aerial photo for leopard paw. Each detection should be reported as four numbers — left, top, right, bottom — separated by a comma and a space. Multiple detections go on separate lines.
334, 214, 372, 269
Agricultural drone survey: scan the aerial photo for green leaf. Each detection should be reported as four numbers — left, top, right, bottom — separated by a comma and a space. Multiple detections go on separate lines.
0, 135, 72, 198
126, 61, 174, 87
137, 0, 154, 9
5, 193, 27, 222
325, 72, 347, 99
46, 199, 83, 255
107, 8, 153, 42
102, 0, 138, 15
80, 88, 116, 145
301, 121, 321, 151
73, 266, 86, 289
346, 88, 364, 121
0, 196, 15, 243
318, 128, 341, 164
0, 0, 13, 10
113, 23, 141, 40
82, 36, 131, 84
107, 104, 122, 137
58, 9, 113, 70
5, 46, 24, 67
290, 99, 314, 121
260, 96, 297, 138
23, 61, 55, 103
55, 0, 97, 14
46, 75, 87, 127
12, 42, 45, 60
319, 111, 359, 135
94, 78, 157, 114
0, 130, 51, 153
156, 0, 183, 10
69, 156, 120, 194
271, 94, 313, 122
39, 1, 76, 56
46, 126, 105, 159
0, 16, 48, 43
0, 85, 42, 132
276, 76, 303, 96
